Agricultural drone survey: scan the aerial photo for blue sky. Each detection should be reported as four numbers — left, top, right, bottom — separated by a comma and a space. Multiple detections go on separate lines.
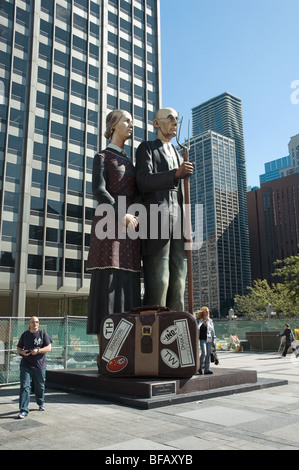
159, 0, 299, 187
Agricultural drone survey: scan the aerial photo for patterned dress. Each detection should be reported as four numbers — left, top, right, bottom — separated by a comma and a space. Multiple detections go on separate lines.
86, 147, 141, 334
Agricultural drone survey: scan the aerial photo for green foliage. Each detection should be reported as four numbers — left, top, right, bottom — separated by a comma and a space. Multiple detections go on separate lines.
273, 255, 299, 303
234, 255, 299, 317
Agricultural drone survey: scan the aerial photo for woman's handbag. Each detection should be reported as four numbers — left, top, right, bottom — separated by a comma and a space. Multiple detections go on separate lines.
291, 330, 297, 351
291, 340, 297, 351
210, 346, 219, 365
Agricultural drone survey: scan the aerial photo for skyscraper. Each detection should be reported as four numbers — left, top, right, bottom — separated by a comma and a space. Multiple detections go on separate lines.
0, 0, 161, 317
247, 173, 299, 283
259, 133, 299, 184
192, 92, 251, 295
188, 131, 241, 315
287, 133, 299, 175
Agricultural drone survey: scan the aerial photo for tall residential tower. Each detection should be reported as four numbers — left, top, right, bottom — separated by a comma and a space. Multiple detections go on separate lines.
188, 131, 241, 315
0, 0, 161, 316
192, 92, 251, 296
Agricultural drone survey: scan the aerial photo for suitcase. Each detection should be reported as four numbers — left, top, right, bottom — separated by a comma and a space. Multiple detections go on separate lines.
99, 306, 199, 377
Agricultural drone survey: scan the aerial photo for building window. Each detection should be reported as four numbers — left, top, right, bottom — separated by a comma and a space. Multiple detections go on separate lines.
67, 203, 82, 219
73, 13, 87, 32
46, 227, 59, 243
47, 200, 64, 217
70, 103, 85, 122
69, 151, 83, 170
49, 147, 66, 165
28, 254, 42, 270
52, 96, 68, 117
11, 82, 25, 102
4, 191, 19, 212
0, 251, 15, 268
53, 72, 69, 93
29, 225, 44, 241
65, 258, 81, 273
51, 122, 67, 140
68, 176, 83, 194
48, 173, 65, 192
2, 221, 17, 241
32, 168, 45, 188
66, 230, 82, 246
45, 256, 58, 271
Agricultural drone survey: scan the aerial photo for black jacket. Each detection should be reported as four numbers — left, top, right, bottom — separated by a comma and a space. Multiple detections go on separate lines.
135, 139, 184, 256
279, 328, 294, 344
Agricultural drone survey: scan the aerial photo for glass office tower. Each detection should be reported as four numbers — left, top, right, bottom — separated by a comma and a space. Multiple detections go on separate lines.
189, 131, 241, 315
192, 93, 251, 297
0, 0, 161, 316
260, 156, 291, 184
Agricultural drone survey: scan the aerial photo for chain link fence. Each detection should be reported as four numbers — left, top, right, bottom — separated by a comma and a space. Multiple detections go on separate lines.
1, 316, 298, 385
0, 317, 98, 385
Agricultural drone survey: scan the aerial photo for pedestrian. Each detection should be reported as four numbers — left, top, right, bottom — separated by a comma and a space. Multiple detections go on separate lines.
135, 107, 194, 311
196, 306, 216, 375
86, 110, 141, 369
17, 316, 52, 419
277, 323, 295, 357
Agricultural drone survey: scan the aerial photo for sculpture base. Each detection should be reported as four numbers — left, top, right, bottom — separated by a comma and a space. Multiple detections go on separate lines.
46, 367, 287, 409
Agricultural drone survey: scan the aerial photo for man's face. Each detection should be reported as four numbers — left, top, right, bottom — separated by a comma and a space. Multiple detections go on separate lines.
154, 108, 178, 142
29, 317, 39, 333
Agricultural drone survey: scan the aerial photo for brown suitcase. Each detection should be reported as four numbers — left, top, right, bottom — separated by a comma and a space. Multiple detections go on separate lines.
99, 306, 199, 377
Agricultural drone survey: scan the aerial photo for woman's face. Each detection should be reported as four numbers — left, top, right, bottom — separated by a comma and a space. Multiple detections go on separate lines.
114, 111, 133, 143
202, 309, 210, 320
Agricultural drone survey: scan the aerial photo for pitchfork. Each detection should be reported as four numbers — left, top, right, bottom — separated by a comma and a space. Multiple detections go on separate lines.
176, 116, 194, 315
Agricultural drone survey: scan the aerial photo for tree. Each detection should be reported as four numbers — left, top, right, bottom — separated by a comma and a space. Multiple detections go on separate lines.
234, 275, 299, 317
273, 255, 299, 304
234, 279, 275, 316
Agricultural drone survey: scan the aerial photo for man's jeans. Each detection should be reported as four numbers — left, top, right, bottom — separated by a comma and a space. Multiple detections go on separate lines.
199, 340, 212, 372
19, 366, 46, 414
142, 238, 187, 311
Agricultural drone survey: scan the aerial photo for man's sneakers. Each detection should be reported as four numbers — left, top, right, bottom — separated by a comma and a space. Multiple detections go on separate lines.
17, 405, 45, 418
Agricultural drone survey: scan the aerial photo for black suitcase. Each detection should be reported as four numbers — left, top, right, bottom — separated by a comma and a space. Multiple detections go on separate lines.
99, 306, 199, 377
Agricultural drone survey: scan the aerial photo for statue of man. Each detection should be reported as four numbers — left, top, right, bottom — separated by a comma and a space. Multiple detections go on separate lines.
135, 107, 194, 310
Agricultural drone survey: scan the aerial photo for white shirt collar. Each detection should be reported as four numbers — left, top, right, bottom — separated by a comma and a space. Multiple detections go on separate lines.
161, 140, 172, 146
107, 143, 124, 153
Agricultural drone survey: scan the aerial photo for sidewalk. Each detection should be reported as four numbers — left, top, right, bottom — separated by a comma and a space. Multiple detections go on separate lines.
1, 351, 299, 451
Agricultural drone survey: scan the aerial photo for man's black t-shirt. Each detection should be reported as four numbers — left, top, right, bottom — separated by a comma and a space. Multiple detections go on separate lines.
17, 329, 52, 369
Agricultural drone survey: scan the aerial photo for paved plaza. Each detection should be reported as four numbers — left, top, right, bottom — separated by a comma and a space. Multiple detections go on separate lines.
1, 350, 299, 451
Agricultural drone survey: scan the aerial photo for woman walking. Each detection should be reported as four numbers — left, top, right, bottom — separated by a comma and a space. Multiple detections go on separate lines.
196, 306, 216, 375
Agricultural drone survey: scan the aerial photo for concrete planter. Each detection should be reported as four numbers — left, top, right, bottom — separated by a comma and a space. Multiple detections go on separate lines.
245, 331, 280, 351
